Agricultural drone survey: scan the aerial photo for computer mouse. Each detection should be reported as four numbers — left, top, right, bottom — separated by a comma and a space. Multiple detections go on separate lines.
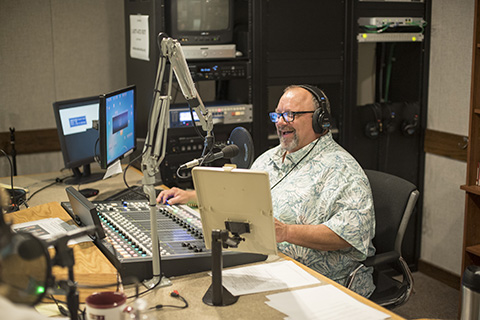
79, 188, 99, 198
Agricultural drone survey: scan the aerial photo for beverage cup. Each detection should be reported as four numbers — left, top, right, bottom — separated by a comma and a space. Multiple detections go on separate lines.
85, 291, 127, 320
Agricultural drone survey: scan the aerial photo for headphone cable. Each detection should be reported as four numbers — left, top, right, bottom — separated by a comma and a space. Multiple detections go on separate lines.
270, 137, 320, 190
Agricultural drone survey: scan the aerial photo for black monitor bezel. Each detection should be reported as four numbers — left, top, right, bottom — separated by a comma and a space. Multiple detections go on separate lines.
52, 95, 100, 170
99, 85, 137, 169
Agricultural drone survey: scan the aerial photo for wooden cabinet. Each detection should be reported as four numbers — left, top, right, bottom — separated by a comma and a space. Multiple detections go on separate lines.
461, 0, 480, 274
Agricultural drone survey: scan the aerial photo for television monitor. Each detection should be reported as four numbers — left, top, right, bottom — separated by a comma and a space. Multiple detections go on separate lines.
53, 96, 103, 185
167, 0, 234, 45
99, 85, 136, 169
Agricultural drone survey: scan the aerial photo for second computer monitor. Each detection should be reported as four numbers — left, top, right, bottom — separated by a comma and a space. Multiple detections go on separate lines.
99, 85, 136, 169
53, 95, 103, 184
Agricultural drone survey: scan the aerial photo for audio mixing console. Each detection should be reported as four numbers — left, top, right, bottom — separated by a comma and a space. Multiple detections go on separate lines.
61, 200, 266, 283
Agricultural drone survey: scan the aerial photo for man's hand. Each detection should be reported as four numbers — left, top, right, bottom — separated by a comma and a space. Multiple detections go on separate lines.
275, 218, 289, 243
156, 187, 196, 205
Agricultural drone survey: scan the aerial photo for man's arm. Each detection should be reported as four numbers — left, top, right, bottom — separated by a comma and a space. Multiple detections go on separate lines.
275, 218, 351, 251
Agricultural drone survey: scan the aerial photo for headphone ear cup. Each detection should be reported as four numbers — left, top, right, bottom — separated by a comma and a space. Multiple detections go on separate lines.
312, 106, 330, 134
365, 121, 380, 139
401, 117, 418, 136
312, 108, 323, 134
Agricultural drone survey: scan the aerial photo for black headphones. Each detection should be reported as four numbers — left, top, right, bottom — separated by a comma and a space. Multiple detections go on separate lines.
365, 103, 383, 139
0, 212, 54, 306
297, 85, 331, 135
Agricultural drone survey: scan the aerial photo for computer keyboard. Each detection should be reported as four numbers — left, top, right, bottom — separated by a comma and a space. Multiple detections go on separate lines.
105, 185, 162, 201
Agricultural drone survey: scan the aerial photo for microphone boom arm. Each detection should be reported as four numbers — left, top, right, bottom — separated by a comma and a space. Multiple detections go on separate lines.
140, 33, 214, 289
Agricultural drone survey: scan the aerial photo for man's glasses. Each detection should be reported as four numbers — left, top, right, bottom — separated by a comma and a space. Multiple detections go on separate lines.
269, 111, 315, 123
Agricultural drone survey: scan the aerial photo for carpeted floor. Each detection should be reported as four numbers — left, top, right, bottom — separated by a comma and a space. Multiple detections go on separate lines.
392, 272, 460, 320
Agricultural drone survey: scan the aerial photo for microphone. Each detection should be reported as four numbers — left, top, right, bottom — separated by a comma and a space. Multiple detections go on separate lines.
18, 235, 44, 260
179, 145, 240, 170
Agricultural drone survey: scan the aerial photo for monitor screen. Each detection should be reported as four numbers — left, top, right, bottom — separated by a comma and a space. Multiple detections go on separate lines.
168, 0, 234, 45
177, 0, 230, 31
99, 85, 136, 169
53, 96, 103, 184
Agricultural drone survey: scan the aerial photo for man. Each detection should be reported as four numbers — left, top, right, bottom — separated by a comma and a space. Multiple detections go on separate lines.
157, 85, 376, 297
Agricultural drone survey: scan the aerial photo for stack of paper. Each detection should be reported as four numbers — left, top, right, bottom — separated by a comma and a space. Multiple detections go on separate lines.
12, 218, 92, 245
220, 260, 322, 296
265, 285, 391, 320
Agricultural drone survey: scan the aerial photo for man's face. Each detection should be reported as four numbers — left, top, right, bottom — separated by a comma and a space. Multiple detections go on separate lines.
275, 87, 319, 153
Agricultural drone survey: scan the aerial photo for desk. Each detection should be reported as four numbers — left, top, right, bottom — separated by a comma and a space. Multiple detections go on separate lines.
5, 202, 118, 303
0, 165, 145, 208
1, 170, 405, 319
130, 255, 406, 320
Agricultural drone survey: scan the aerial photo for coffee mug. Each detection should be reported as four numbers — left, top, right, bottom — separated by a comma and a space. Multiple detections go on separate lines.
85, 291, 127, 320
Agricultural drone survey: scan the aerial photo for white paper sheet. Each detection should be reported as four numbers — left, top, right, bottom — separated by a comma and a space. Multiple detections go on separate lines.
265, 285, 391, 320
220, 260, 322, 296
129, 14, 150, 61
103, 159, 122, 179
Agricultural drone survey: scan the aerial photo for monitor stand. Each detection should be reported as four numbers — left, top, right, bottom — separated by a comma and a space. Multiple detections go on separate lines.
64, 165, 104, 185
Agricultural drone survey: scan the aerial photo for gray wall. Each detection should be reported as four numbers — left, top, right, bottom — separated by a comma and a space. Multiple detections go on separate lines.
0, 0, 126, 176
421, 0, 473, 276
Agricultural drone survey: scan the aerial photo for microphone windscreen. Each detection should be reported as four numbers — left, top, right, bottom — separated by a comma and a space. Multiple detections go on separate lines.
228, 127, 254, 169
17, 235, 44, 261
222, 144, 240, 159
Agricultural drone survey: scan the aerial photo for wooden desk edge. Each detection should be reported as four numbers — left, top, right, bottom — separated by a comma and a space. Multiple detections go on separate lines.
278, 253, 405, 320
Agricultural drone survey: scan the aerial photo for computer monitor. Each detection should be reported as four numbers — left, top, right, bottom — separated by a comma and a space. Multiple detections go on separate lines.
99, 85, 136, 169
53, 96, 104, 185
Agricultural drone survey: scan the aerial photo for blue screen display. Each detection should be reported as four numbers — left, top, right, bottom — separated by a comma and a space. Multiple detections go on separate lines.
105, 88, 135, 166
69, 116, 87, 127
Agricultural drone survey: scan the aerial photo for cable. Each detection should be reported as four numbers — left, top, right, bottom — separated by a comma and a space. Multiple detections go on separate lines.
94, 138, 100, 165
122, 151, 149, 201
0, 149, 22, 211
149, 290, 189, 310
125, 274, 164, 300
270, 137, 320, 190
26, 177, 64, 202
384, 43, 396, 103
50, 295, 70, 317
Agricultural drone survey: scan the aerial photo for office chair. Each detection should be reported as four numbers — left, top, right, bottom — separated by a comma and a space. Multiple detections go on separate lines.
347, 169, 419, 308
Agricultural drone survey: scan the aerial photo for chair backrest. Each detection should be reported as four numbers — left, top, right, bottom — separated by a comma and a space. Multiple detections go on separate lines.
364, 169, 419, 255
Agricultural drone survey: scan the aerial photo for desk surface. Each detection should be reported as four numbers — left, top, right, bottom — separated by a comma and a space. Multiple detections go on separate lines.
1, 170, 405, 319
0, 165, 145, 208
5, 202, 118, 303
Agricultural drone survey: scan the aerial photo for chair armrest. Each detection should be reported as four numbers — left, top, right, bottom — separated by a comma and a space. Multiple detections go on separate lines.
363, 251, 400, 268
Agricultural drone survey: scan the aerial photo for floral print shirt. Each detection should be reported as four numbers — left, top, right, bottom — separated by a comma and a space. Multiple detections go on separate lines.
251, 132, 376, 297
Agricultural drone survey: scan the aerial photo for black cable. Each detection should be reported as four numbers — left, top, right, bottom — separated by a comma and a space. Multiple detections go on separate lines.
94, 138, 100, 165
0, 149, 22, 211
50, 295, 71, 317
149, 290, 189, 310
26, 177, 65, 202
122, 150, 149, 201
125, 274, 164, 300
270, 137, 320, 190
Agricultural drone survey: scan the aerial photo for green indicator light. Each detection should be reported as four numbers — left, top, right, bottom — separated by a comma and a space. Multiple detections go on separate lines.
36, 286, 45, 294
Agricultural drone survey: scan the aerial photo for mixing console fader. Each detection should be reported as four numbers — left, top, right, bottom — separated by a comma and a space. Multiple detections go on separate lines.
61, 200, 266, 283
